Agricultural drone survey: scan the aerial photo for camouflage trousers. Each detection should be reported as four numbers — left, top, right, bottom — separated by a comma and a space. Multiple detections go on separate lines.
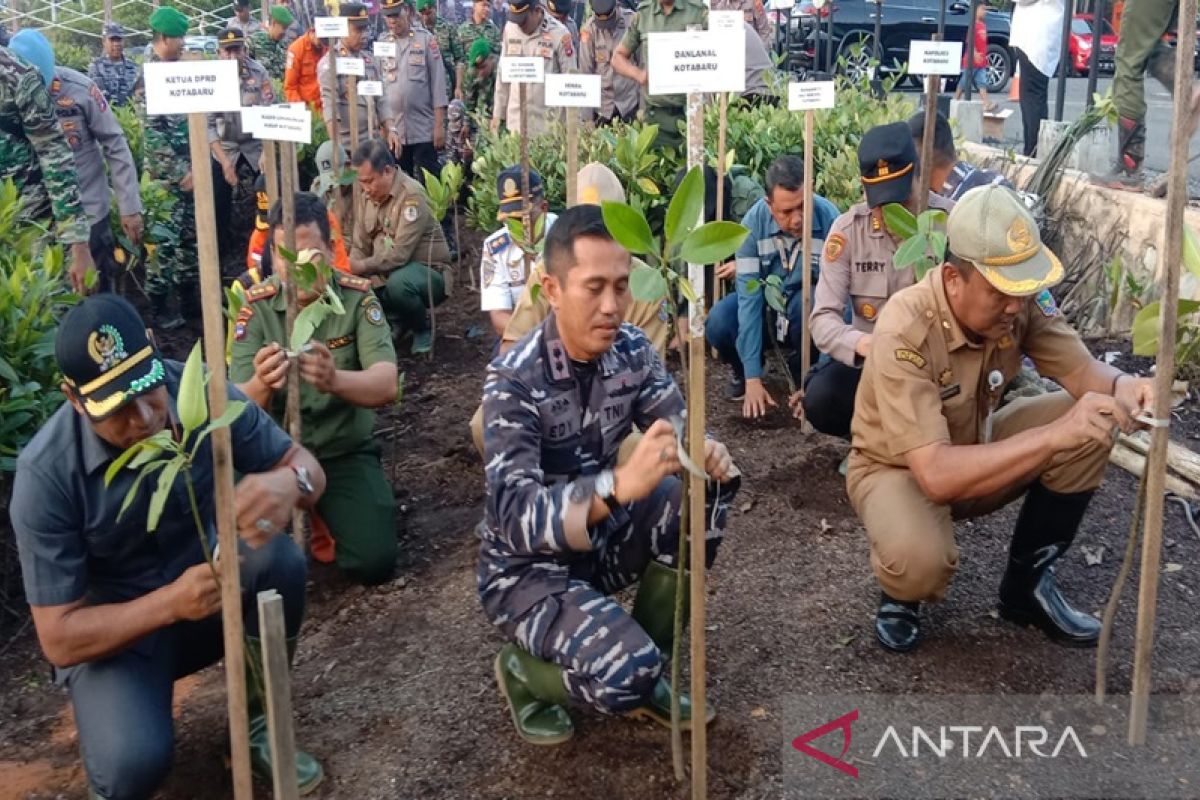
145, 183, 197, 300
488, 476, 735, 714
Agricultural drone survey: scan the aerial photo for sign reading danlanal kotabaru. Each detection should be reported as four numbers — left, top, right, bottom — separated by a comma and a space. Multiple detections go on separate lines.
647, 30, 744, 96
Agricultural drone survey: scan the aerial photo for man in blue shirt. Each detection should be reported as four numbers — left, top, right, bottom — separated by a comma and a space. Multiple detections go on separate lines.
705, 155, 840, 419
11, 295, 326, 799
909, 111, 1011, 202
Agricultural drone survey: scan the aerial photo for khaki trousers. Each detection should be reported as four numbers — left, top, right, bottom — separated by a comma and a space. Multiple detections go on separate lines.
847, 392, 1112, 603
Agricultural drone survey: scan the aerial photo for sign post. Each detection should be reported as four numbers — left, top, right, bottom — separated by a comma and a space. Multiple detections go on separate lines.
145, 57, 254, 800
545, 72, 601, 206
500, 56, 546, 280
316, 15, 348, 223
709, 10, 742, 306
907, 38, 960, 211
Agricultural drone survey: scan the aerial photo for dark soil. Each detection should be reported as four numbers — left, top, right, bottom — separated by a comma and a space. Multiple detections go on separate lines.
2, 247, 1199, 799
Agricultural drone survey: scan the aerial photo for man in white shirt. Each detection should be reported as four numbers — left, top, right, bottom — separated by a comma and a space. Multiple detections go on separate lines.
480, 167, 556, 335
1009, 0, 1064, 158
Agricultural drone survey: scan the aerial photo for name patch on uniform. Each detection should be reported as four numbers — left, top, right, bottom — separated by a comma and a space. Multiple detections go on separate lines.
1034, 289, 1059, 317
488, 231, 511, 255
824, 233, 845, 261
855, 260, 886, 273
538, 394, 577, 442
894, 348, 927, 369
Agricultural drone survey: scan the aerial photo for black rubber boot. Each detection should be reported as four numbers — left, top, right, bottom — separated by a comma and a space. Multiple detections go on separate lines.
998, 483, 1101, 647
875, 591, 921, 653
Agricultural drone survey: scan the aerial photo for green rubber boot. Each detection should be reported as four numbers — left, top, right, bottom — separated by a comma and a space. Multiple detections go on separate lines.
245, 636, 325, 795
628, 560, 717, 729
494, 643, 575, 745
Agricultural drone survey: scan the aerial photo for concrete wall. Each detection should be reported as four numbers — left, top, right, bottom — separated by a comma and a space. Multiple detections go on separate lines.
961, 141, 1200, 334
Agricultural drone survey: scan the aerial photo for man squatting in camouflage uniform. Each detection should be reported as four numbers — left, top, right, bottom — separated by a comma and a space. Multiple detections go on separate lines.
479, 204, 740, 744
10, 29, 143, 295
0, 43, 95, 292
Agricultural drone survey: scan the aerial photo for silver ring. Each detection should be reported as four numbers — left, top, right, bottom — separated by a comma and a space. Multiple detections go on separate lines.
255, 517, 273, 534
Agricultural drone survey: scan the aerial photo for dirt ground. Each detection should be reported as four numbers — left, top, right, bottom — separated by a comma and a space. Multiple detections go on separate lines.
2, 233, 1199, 799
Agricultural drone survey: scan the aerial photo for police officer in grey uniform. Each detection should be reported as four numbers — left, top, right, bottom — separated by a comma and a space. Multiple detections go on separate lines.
88, 23, 139, 106
479, 204, 740, 746
46, 62, 143, 294
317, 3, 400, 151
578, 0, 639, 125
378, 0, 448, 181
210, 28, 277, 184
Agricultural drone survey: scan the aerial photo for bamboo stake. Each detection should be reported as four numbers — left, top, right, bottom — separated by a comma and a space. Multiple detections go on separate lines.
257, 590, 300, 800
186, 112, 253, 800
685, 91, 707, 800
263, 140, 280, 210
917, 52, 937, 214
519, 83, 532, 279
280, 142, 304, 551
715, 93, 727, 306
348, 75, 360, 153
566, 110, 579, 208
366, 85, 377, 140
798, 108, 815, 430
1129, 0, 1196, 745
323, 35, 344, 226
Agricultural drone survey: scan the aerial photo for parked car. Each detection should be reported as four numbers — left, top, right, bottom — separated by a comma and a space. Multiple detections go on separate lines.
786, 0, 1014, 92
1069, 14, 1117, 76
184, 35, 217, 55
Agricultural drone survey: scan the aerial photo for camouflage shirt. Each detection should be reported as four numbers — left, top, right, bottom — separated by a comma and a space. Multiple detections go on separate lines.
430, 18, 464, 94
138, 50, 191, 184
0, 47, 89, 244
476, 313, 685, 617
460, 58, 495, 118
249, 30, 288, 80
87, 54, 139, 106
457, 18, 501, 56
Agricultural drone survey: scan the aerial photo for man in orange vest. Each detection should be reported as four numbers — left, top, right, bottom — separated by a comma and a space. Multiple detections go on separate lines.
284, 24, 325, 111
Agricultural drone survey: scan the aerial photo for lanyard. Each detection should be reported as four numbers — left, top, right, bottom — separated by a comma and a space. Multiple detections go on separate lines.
773, 236, 804, 275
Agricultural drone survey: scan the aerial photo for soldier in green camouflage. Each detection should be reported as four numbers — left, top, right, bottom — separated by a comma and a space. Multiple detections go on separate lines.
0, 45, 95, 292
417, 0, 466, 99
137, 6, 198, 329
249, 5, 293, 80
458, 0, 502, 61
461, 37, 496, 118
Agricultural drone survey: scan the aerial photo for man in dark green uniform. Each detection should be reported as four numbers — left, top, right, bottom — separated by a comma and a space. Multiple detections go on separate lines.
611, 0, 707, 150
458, 0, 502, 62
418, 0, 465, 99
249, 5, 294, 80
231, 193, 401, 585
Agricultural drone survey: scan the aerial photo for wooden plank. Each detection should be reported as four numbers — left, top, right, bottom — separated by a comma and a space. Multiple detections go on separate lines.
685, 92, 707, 800
280, 142, 305, 550
566, 110, 579, 208
519, 84, 532, 279
799, 108, 815, 429
185, 112, 253, 800
257, 590, 300, 800
1129, 0, 1196, 745
918, 73, 937, 213
263, 140, 279, 212
348, 75, 360, 153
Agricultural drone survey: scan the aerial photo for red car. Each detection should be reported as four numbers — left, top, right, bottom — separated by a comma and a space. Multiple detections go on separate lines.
1069, 13, 1117, 76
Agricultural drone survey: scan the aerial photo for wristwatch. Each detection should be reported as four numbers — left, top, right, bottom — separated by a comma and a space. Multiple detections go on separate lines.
291, 464, 314, 499
594, 469, 621, 513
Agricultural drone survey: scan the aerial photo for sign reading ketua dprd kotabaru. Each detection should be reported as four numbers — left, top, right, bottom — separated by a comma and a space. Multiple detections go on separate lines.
143, 60, 241, 115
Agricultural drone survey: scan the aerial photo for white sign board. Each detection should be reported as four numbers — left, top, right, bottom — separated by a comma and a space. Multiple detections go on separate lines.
768, 0, 793, 8
373, 41, 396, 59
544, 73, 601, 107
357, 80, 383, 96
249, 106, 313, 143
143, 60, 241, 115
908, 40, 963, 76
787, 80, 836, 111
709, 9, 743, 32
314, 16, 349, 37
500, 56, 545, 84
647, 31, 744, 95
336, 57, 365, 76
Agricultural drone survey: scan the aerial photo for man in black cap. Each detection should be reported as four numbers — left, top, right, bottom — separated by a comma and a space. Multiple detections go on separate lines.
228, 0, 265, 37
579, 0, 639, 125
546, 0, 579, 48
10, 294, 326, 798
798, 121, 955, 439
88, 23, 139, 106
491, 0, 577, 137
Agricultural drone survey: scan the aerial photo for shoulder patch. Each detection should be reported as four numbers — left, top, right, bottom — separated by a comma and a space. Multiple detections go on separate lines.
894, 348, 927, 370
487, 230, 511, 255
334, 272, 372, 292
362, 296, 386, 326
1034, 289, 1059, 317
88, 82, 109, 112
824, 233, 846, 261
246, 281, 279, 302
234, 306, 254, 341
403, 199, 420, 222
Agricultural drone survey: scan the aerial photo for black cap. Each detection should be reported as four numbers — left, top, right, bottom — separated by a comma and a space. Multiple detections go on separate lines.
341, 2, 371, 23
380, 0, 410, 14
218, 27, 245, 47
506, 0, 537, 21
497, 165, 544, 219
103, 22, 126, 38
547, 0, 571, 14
590, 0, 616, 15
235, 0, 251, 7
858, 121, 918, 208
56, 294, 166, 422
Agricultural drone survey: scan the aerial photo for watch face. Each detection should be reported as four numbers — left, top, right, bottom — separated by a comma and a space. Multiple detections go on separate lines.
595, 470, 613, 499
569, 477, 593, 504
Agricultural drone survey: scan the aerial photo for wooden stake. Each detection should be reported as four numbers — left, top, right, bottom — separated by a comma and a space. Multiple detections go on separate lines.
519, 83, 532, 279
348, 75, 360, 153
799, 108, 815, 429
280, 142, 305, 551
186, 113, 253, 800
566, 109, 579, 208
367, 87, 377, 140
1128, 0, 1196, 746
715, 93, 727, 306
918, 73, 937, 214
257, 590, 300, 800
263, 140, 280, 210
324, 37, 344, 225
685, 92, 708, 800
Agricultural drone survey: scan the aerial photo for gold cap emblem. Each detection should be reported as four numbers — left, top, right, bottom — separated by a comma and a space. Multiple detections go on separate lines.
1006, 218, 1033, 253
876, 159, 890, 178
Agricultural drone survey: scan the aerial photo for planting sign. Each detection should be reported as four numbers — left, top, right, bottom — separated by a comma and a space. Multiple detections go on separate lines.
500, 56, 545, 84
373, 41, 396, 58
244, 106, 313, 144
336, 57, 365, 76
788, 81, 836, 111
647, 30, 744, 95
314, 15, 349, 37
545, 73, 601, 107
908, 40, 964, 75
358, 80, 383, 96
143, 60, 240, 115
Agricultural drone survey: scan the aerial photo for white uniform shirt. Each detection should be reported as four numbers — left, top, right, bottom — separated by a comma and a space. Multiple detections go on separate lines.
1010, 0, 1065, 78
480, 212, 557, 312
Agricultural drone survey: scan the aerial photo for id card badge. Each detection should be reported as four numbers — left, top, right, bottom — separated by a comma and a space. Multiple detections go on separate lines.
775, 313, 789, 343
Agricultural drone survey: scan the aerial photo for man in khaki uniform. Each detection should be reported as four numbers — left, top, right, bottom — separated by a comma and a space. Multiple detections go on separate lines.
578, 0, 640, 125
848, 185, 1155, 654
801, 122, 954, 437
490, 0, 577, 137
349, 139, 451, 355
316, 3, 399, 152
710, 0, 771, 46
469, 162, 669, 454
210, 28, 275, 185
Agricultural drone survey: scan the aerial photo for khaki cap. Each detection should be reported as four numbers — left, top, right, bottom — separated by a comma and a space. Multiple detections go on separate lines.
577, 162, 625, 206
946, 184, 1063, 297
